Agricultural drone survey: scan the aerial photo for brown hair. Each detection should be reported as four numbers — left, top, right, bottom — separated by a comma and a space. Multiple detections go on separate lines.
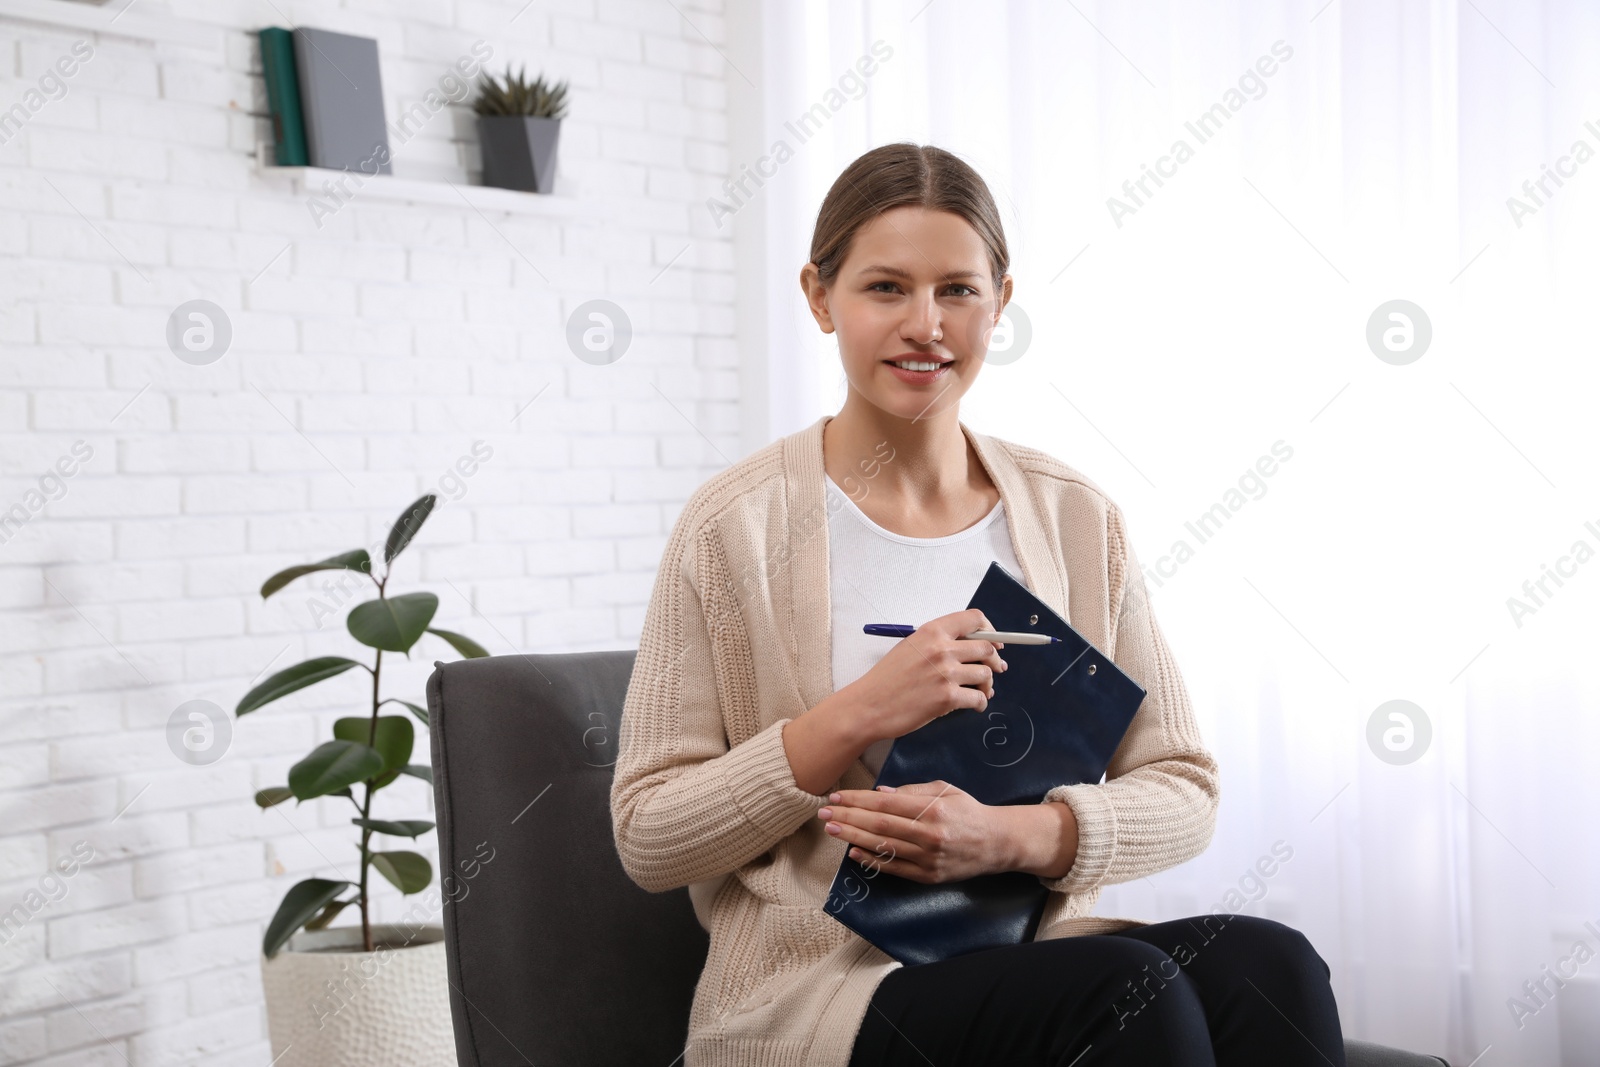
808, 142, 1009, 293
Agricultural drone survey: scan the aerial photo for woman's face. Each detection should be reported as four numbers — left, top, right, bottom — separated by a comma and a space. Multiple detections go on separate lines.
802, 205, 1012, 422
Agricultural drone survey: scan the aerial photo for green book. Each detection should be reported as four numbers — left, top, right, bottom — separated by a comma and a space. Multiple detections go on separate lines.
258, 27, 308, 166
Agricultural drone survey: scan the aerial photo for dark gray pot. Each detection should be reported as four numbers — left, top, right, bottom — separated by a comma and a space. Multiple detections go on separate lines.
477, 115, 561, 194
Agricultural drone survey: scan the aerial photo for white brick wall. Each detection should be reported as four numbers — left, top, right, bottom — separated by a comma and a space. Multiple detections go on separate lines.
0, 0, 734, 1062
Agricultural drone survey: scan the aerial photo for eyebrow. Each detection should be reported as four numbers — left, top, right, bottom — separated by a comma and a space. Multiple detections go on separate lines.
856, 264, 984, 281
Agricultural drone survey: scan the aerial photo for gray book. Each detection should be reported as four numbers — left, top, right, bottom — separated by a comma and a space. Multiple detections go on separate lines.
291, 27, 391, 175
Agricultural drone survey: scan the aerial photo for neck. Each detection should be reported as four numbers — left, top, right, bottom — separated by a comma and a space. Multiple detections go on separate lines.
823, 391, 979, 505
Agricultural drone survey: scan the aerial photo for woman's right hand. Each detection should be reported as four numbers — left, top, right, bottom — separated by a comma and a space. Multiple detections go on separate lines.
841, 608, 1009, 744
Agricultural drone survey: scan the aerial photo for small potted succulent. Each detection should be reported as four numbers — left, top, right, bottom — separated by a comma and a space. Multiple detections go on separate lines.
241, 493, 488, 1066
472, 65, 570, 193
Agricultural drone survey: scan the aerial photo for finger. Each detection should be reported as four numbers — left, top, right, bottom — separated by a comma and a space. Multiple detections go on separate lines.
832, 822, 920, 865
951, 662, 994, 690
823, 790, 931, 823
826, 816, 895, 853
848, 845, 923, 879
946, 664, 994, 706
845, 782, 958, 828
972, 612, 1006, 648
826, 789, 895, 810
825, 793, 947, 844
893, 779, 954, 794
930, 609, 990, 640
948, 677, 989, 713
948, 635, 1001, 663
882, 781, 941, 794
829, 806, 930, 848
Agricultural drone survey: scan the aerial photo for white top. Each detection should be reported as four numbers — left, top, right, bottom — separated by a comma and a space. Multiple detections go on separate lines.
825, 472, 1024, 777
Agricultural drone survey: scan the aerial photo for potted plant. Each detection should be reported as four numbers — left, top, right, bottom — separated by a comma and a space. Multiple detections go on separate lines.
240, 493, 488, 1066
472, 65, 569, 193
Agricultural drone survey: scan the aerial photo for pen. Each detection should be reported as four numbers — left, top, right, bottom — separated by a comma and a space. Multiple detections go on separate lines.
862, 624, 1060, 645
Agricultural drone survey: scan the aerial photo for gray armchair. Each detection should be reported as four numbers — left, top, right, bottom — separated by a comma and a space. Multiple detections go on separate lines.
426, 650, 1450, 1067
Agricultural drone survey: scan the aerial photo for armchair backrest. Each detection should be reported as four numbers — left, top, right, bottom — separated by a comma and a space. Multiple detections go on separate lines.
427, 651, 708, 1065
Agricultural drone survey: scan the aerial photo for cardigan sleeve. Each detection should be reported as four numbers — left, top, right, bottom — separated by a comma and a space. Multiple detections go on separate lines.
1034, 501, 1220, 895
610, 516, 834, 894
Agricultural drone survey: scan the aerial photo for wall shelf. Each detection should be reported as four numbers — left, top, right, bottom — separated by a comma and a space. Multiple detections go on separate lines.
254, 165, 606, 219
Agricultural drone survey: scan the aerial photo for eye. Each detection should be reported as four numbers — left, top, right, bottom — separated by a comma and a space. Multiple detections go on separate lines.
867, 281, 980, 296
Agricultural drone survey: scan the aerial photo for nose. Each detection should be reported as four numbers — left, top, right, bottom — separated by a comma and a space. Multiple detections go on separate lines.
901, 289, 943, 346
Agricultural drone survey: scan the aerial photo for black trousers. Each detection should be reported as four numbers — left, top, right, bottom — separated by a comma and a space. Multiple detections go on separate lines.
845, 914, 1346, 1067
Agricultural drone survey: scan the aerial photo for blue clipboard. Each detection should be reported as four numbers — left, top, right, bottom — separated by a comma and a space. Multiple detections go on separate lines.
823, 561, 1146, 966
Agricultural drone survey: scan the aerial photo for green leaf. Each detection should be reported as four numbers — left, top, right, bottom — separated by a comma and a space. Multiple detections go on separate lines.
399, 763, 432, 785
333, 716, 413, 790
471, 67, 569, 118
426, 627, 489, 659
254, 786, 294, 809
260, 549, 373, 600
352, 818, 434, 838
288, 740, 385, 801
236, 657, 365, 717
347, 593, 439, 654
263, 878, 351, 958
370, 850, 432, 894
384, 494, 436, 564
392, 700, 430, 728
302, 896, 354, 932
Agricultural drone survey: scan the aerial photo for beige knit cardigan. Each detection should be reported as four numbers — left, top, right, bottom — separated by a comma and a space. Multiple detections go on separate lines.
609, 413, 1220, 1067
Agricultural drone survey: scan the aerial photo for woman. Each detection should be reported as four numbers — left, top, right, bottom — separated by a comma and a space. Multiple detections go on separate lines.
610, 142, 1346, 1067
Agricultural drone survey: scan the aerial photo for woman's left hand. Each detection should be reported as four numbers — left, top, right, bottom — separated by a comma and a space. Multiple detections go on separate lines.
816, 780, 1010, 884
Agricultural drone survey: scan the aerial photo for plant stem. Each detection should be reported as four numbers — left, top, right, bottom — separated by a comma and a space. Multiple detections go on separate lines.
357, 570, 393, 954
359, 645, 384, 953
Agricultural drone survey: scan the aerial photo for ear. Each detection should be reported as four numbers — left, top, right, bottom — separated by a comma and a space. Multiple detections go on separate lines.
798, 263, 835, 334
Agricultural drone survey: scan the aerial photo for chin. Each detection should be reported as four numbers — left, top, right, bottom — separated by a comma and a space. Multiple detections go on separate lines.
869, 388, 964, 421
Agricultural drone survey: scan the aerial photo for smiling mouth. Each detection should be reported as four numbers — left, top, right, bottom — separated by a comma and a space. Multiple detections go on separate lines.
884, 358, 952, 371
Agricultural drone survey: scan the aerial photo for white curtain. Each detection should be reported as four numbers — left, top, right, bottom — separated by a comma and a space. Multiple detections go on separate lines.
744, 1, 1600, 1063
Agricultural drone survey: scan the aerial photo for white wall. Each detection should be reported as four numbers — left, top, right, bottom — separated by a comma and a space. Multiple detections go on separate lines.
0, 0, 736, 1062
737, 5, 1600, 1064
